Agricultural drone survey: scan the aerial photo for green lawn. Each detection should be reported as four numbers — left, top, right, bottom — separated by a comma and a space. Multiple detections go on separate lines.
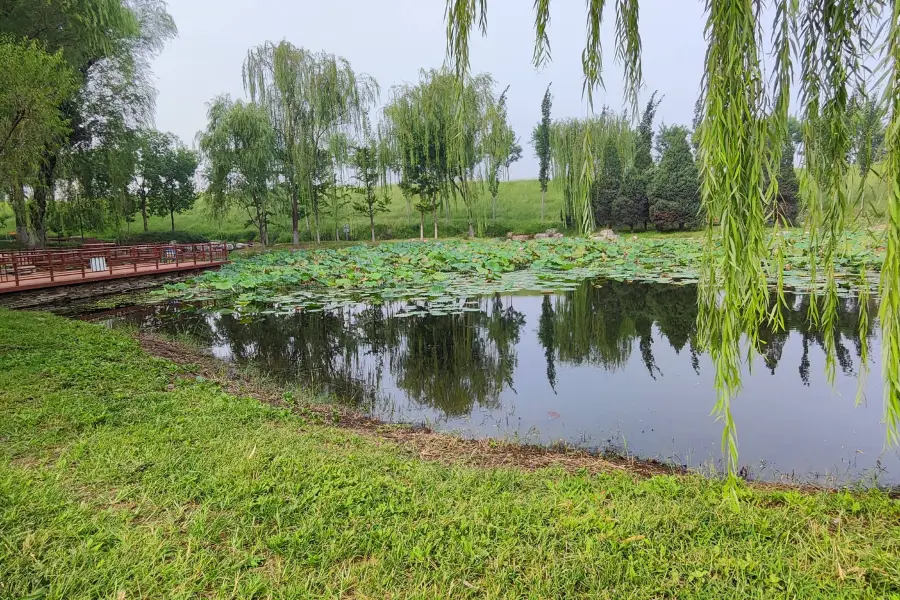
130, 179, 567, 243
1, 309, 899, 598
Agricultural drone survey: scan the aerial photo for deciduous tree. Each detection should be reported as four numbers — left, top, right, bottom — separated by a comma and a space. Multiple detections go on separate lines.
198, 96, 277, 246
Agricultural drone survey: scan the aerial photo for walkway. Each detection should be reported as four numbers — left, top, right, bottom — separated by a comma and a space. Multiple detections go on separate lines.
0, 243, 229, 294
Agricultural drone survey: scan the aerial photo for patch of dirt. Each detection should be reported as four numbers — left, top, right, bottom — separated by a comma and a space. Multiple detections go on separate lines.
135, 332, 678, 479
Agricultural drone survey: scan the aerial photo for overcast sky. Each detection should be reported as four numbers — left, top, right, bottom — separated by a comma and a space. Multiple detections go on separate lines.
150, 0, 707, 180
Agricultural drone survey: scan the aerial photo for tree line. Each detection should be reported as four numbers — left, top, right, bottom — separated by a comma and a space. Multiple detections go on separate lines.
0, 1, 888, 248
197, 48, 522, 245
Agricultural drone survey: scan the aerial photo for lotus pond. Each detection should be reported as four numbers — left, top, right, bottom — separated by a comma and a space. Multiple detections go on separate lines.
95, 233, 899, 485
157, 234, 886, 311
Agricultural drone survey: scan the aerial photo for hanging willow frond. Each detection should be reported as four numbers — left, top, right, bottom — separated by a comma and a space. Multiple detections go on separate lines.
549, 112, 633, 235
880, 0, 900, 446
445, 0, 488, 78
446, 0, 642, 106
615, 0, 642, 115
533, 0, 552, 69
697, 0, 772, 481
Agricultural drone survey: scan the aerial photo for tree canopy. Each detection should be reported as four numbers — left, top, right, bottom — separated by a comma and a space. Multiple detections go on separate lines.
243, 42, 378, 244
198, 96, 277, 246
384, 69, 504, 239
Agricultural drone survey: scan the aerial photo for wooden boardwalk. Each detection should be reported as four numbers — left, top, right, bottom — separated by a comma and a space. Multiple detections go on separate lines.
0, 243, 229, 295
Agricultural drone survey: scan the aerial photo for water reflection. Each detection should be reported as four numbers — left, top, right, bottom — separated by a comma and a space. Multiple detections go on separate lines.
105, 279, 897, 484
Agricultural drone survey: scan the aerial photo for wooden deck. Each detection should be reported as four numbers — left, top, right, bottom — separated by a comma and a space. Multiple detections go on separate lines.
0, 244, 229, 295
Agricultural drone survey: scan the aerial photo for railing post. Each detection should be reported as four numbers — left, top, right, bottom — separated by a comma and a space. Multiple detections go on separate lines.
80, 250, 86, 279
175, 245, 180, 266
155, 246, 159, 270
49, 252, 55, 282
193, 244, 198, 266
108, 248, 113, 275
13, 254, 19, 287
133, 246, 137, 273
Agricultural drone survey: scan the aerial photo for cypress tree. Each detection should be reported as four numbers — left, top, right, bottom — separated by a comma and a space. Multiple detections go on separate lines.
648, 125, 700, 231
613, 92, 660, 230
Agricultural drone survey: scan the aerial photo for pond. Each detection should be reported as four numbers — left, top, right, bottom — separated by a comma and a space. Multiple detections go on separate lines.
92, 279, 899, 486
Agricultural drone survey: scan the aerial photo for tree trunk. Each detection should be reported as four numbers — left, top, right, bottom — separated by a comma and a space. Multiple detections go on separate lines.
32, 188, 48, 248
256, 202, 266, 246
170, 210, 176, 232
314, 206, 321, 244
370, 211, 375, 243
305, 213, 311, 240
291, 189, 300, 246
141, 194, 149, 232
492, 194, 497, 221
419, 212, 424, 241
433, 208, 438, 240
30, 156, 57, 248
10, 184, 29, 247
541, 189, 546, 221
468, 221, 474, 239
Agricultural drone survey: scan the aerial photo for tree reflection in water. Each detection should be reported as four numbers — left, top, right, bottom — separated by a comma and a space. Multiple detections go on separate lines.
123, 279, 872, 417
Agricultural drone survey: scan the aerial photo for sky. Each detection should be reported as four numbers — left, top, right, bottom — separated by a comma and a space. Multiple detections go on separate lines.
150, 0, 708, 180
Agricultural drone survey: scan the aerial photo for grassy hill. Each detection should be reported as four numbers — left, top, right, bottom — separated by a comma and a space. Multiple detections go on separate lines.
131, 179, 567, 243
2, 173, 890, 246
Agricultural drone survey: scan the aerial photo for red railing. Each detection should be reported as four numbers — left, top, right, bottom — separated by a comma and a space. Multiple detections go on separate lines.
0, 243, 229, 289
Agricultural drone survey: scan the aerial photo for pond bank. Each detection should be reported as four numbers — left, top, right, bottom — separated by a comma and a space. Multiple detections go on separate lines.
2, 310, 899, 598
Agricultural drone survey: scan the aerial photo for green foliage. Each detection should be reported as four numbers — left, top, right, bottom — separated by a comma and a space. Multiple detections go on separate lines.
550, 111, 634, 234
649, 125, 700, 231
384, 69, 498, 239
0, 39, 75, 188
532, 83, 552, 202
350, 134, 390, 242
119, 230, 209, 244
198, 95, 278, 246
849, 93, 886, 178
1, 0, 176, 246
776, 135, 800, 225
613, 168, 650, 230
133, 130, 199, 232
610, 93, 660, 231
484, 86, 521, 226
147, 142, 198, 232
243, 41, 379, 244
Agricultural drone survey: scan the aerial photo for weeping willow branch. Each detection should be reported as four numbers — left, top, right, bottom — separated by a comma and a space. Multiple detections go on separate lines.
880, 0, 900, 445
550, 112, 633, 235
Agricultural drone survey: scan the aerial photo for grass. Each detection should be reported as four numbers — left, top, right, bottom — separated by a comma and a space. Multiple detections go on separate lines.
108, 180, 571, 243
2, 172, 890, 244
2, 310, 900, 598
91, 170, 897, 243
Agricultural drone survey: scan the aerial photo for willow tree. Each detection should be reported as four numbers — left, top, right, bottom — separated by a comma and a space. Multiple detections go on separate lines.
445, 0, 900, 480
1, 0, 176, 246
384, 68, 496, 239
198, 95, 277, 246
0, 40, 76, 245
549, 113, 633, 233
243, 42, 379, 244
483, 86, 521, 221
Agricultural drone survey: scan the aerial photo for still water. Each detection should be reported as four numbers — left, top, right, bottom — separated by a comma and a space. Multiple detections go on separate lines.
97, 280, 899, 485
